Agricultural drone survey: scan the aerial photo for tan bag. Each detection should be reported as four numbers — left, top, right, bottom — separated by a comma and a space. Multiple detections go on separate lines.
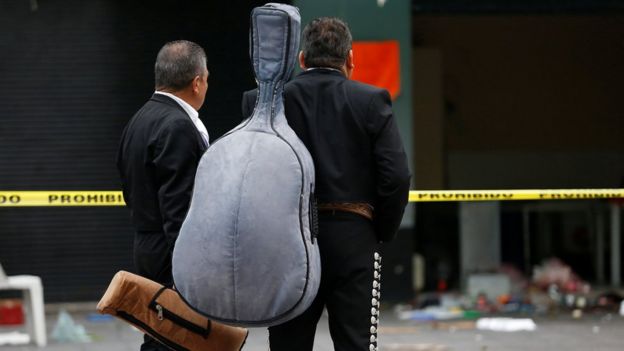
97, 271, 248, 351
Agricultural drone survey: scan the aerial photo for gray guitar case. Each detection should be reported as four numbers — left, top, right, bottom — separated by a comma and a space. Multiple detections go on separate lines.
172, 3, 320, 328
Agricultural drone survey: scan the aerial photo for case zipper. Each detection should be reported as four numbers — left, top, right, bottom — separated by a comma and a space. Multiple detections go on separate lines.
148, 287, 211, 337
156, 304, 164, 321
117, 311, 189, 351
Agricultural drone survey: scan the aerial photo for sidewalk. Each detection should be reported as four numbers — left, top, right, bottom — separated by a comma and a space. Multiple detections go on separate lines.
1, 305, 624, 350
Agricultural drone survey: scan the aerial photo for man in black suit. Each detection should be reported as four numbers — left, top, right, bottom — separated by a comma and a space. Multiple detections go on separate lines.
117, 40, 209, 351
242, 17, 410, 351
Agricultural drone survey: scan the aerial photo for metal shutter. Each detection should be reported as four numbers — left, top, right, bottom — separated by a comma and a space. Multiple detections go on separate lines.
0, 0, 263, 302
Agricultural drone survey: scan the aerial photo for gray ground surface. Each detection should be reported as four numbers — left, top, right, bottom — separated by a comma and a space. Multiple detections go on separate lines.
1, 306, 623, 350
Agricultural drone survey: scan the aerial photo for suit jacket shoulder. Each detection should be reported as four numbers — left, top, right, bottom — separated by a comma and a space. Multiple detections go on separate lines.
343, 77, 387, 96
135, 94, 205, 149
147, 95, 196, 128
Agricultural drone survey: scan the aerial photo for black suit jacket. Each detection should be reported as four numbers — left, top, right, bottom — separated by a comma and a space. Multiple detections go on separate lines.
242, 69, 410, 242
117, 94, 207, 246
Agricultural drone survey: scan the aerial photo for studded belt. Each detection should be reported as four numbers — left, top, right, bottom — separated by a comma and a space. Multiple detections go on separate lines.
317, 202, 374, 221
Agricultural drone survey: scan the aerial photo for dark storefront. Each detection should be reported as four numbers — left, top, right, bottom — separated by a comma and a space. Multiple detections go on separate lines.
0, 0, 267, 301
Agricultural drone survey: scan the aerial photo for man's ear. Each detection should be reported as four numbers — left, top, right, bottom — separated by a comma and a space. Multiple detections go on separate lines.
192, 75, 201, 93
347, 49, 354, 70
298, 51, 306, 69
345, 49, 355, 78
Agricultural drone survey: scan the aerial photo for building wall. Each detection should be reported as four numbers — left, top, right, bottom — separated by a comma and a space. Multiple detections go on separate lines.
412, 14, 624, 290
0, 0, 264, 302
413, 15, 624, 189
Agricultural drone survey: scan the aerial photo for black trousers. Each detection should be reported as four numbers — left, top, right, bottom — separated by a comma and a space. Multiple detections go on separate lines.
269, 211, 381, 351
134, 231, 173, 351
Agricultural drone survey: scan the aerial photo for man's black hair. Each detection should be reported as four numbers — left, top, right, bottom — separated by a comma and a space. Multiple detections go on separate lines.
155, 40, 207, 91
301, 17, 352, 70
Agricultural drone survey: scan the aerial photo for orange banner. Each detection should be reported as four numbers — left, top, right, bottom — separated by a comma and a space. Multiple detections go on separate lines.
351, 40, 401, 99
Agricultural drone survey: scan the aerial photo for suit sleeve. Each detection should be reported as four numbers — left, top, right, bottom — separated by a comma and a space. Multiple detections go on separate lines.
368, 90, 411, 242
241, 89, 258, 119
116, 128, 131, 208
152, 118, 202, 248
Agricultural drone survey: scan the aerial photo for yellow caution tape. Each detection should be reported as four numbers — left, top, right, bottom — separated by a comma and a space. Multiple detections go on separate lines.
409, 189, 624, 202
0, 189, 622, 207
0, 191, 125, 207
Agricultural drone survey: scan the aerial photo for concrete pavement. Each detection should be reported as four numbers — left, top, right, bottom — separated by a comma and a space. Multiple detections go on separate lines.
1, 305, 623, 350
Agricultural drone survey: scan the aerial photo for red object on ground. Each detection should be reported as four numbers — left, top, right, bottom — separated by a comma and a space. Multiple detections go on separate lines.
476, 294, 490, 312
0, 300, 25, 325
437, 278, 447, 292
351, 40, 401, 100
497, 294, 512, 305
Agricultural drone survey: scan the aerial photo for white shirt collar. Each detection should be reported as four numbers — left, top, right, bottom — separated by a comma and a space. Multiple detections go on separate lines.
154, 91, 198, 120
154, 91, 209, 145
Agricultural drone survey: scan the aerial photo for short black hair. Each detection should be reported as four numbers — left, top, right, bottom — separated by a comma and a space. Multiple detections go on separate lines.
154, 40, 207, 91
301, 17, 352, 70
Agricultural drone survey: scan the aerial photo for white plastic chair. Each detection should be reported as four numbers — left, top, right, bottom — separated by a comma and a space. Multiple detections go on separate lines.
0, 264, 47, 347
